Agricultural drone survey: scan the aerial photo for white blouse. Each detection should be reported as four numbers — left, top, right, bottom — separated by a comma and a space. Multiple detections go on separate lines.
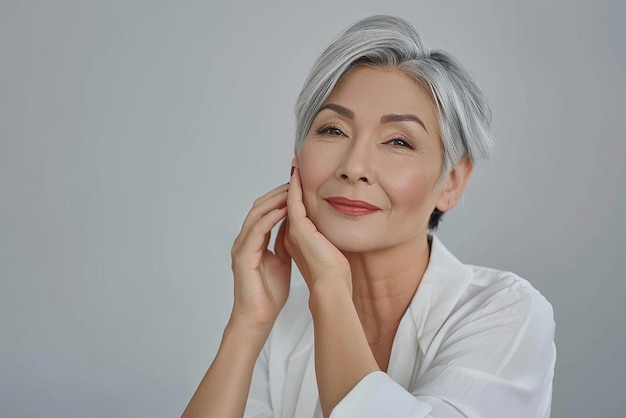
244, 236, 556, 418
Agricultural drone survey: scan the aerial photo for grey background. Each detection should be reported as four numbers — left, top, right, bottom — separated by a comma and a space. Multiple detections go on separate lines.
1, 0, 624, 417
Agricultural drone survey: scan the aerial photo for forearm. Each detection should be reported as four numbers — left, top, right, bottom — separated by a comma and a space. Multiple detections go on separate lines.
182, 322, 266, 418
309, 280, 380, 418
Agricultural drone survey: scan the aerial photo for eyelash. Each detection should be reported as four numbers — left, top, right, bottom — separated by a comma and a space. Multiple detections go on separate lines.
317, 124, 416, 150
318, 125, 344, 136
386, 138, 415, 149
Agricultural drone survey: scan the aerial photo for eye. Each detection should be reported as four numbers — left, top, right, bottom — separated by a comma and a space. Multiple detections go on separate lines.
317, 125, 344, 136
385, 138, 415, 149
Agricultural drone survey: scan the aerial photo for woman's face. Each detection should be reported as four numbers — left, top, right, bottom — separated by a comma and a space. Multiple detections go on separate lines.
297, 65, 450, 254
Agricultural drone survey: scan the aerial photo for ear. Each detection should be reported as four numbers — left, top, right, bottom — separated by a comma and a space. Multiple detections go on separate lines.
292, 149, 299, 168
435, 155, 474, 212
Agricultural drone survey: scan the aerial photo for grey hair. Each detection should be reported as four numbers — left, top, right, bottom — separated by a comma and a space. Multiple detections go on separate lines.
294, 15, 494, 179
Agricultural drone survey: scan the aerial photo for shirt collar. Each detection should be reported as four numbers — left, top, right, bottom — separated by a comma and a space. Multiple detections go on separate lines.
388, 235, 473, 387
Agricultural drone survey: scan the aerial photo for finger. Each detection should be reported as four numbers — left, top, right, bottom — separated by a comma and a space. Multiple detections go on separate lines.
239, 190, 287, 242
236, 206, 288, 264
261, 223, 271, 253
251, 182, 290, 208
236, 185, 289, 246
287, 166, 308, 221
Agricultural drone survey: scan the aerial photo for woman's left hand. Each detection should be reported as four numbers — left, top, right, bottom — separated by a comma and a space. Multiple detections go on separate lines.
282, 166, 352, 294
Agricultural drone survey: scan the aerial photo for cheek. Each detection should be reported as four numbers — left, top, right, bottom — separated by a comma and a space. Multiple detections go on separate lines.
385, 169, 439, 211
299, 170, 318, 211
298, 147, 331, 210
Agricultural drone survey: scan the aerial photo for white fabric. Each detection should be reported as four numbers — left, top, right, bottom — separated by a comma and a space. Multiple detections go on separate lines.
244, 236, 556, 418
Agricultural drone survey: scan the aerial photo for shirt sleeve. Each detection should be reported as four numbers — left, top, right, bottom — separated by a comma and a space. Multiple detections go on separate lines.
243, 340, 273, 418
330, 287, 556, 418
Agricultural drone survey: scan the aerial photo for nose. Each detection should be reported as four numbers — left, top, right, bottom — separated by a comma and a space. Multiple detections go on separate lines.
336, 138, 374, 184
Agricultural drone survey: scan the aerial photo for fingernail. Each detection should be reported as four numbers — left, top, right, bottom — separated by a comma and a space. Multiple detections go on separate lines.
290, 166, 295, 176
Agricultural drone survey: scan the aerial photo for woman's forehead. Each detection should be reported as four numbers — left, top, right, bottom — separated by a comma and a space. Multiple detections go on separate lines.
320, 66, 439, 129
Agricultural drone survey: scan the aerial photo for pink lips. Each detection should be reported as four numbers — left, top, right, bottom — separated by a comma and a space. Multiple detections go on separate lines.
325, 196, 381, 216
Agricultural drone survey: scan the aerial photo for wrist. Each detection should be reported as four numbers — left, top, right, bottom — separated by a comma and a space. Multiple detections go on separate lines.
224, 315, 272, 354
308, 275, 353, 315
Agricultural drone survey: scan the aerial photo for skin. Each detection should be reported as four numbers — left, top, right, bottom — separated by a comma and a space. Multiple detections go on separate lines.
182, 66, 473, 418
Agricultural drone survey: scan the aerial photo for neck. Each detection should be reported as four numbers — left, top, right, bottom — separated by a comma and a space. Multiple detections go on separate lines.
344, 232, 432, 343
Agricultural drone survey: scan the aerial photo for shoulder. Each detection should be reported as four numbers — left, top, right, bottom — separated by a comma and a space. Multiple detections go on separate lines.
442, 264, 556, 374
418, 236, 555, 361
427, 236, 553, 323
462, 264, 554, 324
421, 260, 556, 383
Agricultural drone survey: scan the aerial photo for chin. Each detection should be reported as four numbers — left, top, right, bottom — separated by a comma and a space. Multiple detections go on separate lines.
315, 222, 384, 254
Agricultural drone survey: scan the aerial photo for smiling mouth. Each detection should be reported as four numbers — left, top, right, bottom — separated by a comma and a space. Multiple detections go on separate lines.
325, 196, 381, 216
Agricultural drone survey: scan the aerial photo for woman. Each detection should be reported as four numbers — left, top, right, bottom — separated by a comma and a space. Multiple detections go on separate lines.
183, 15, 556, 418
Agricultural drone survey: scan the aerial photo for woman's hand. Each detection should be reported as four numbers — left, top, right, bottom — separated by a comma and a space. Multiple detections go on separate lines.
285, 167, 352, 294
182, 184, 291, 418
229, 183, 291, 341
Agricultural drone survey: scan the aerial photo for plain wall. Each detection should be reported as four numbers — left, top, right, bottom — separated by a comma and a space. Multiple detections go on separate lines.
1, 1, 625, 417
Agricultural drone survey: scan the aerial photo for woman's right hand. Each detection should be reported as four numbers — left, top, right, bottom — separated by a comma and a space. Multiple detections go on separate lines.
228, 183, 291, 343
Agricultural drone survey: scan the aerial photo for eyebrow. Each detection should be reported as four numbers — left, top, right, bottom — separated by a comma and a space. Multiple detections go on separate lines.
317, 103, 428, 134
380, 113, 428, 133
318, 103, 354, 120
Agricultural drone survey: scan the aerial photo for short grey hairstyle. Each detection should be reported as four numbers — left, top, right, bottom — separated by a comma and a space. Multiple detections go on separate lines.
294, 15, 494, 180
